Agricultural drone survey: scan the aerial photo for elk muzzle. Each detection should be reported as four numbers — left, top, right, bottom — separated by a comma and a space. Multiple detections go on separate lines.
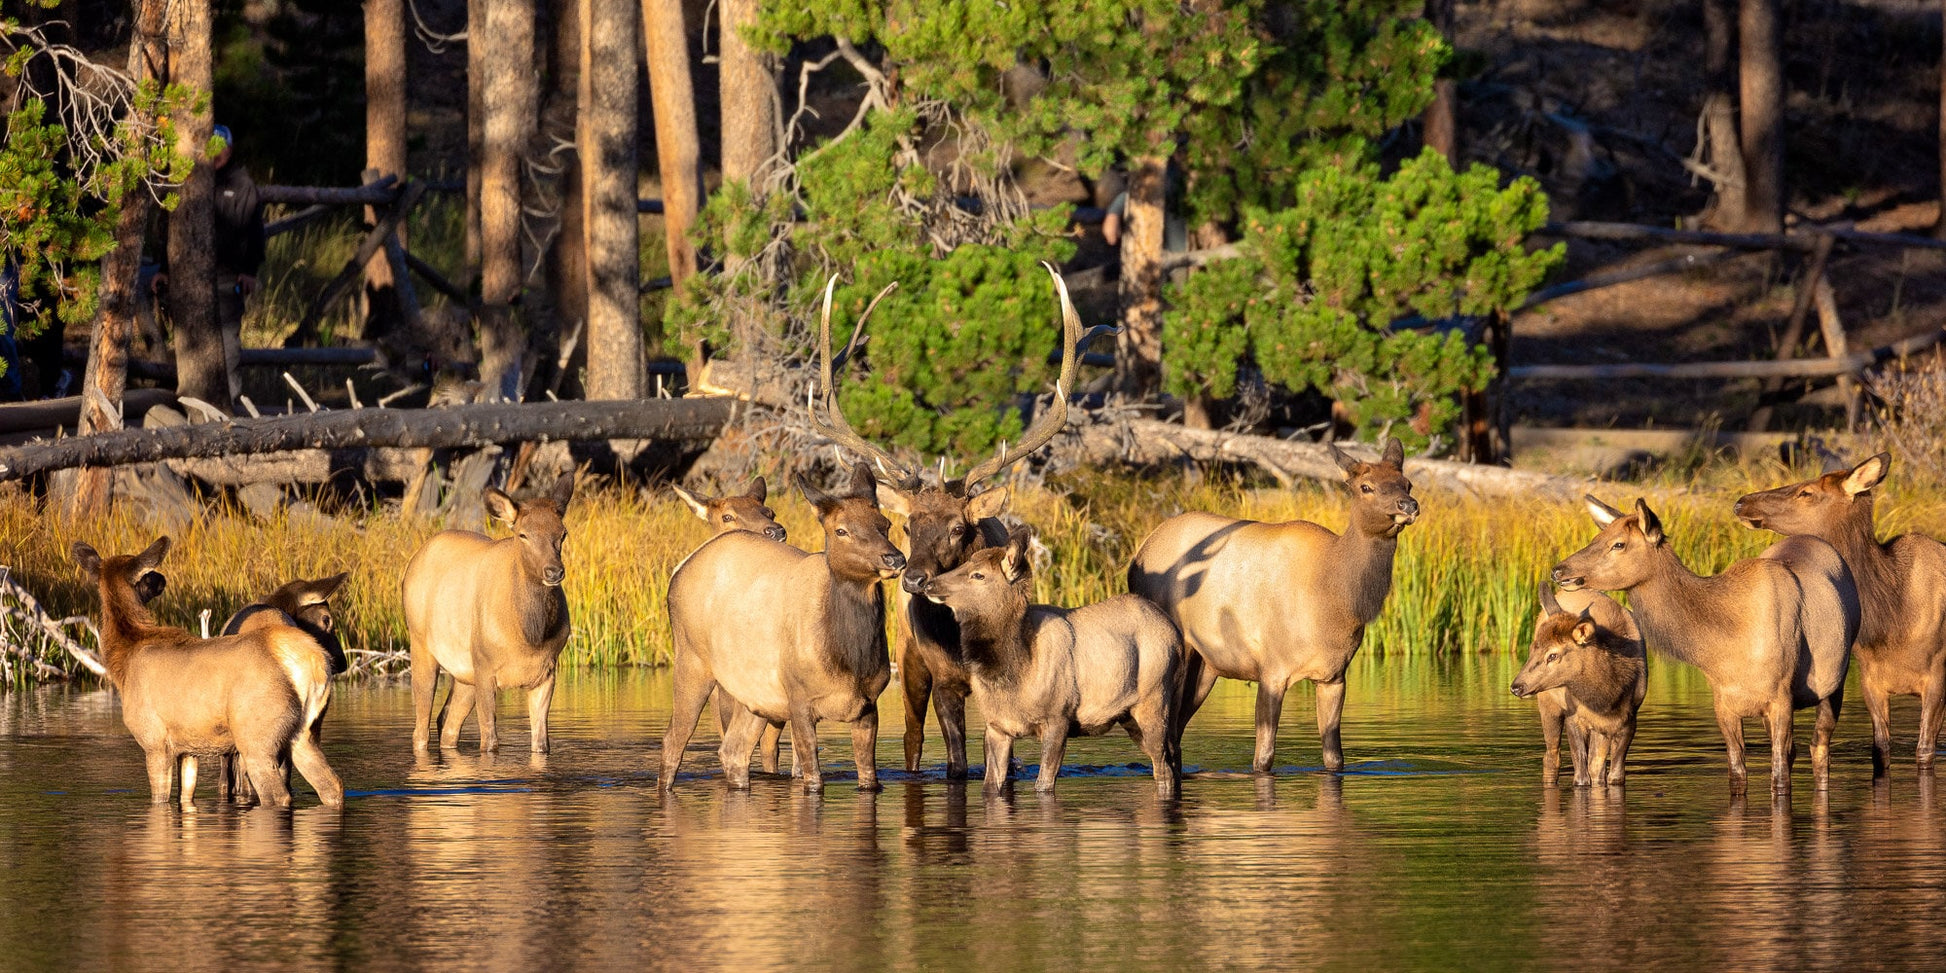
878, 551, 908, 579
1731, 496, 1765, 529
1510, 678, 1533, 698
541, 566, 566, 587
1550, 565, 1584, 591
1393, 497, 1421, 526
764, 525, 788, 542
900, 569, 931, 596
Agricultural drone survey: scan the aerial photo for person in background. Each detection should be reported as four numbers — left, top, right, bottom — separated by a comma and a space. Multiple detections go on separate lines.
0, 258, 22, 401
153, 123, 266, 402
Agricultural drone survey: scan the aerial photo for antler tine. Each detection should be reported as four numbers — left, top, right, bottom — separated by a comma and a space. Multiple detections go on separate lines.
964, 262, 1094, 486
811, 276, 912, 478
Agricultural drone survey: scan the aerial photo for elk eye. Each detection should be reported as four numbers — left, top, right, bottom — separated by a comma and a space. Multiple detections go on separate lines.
1610, 541, 1625, 551
1546, 652, 1560, 664
1360, 484, 1374, 494
951, 523, 965, 535
722, 514, 734, 522
1798, 490, 1815, 499
971, 572, 985, 581
835, 528, 848, 537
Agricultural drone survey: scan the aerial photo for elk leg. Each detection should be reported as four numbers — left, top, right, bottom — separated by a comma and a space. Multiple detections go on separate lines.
936, 687, 970, 781
718, 708, 767, 790
1036, 723, 1071, 795
410, 655, 440, 752
242, 748, 293, 809
759, 722, 784, 776
527, 673, 556, 755
1129, 709, 1179, 799
439, 681, 477, 750
851, 701, 882, 793
145, 749, 173, 805
216, 753, 232, 803
900, 640, 933, 773
657, 650, 715, 792
1714, 707, 1749, 790
178, 755, 198, 810
713, 686, 738, 738
290, 731, 344, 808
1918, 669, 1946, 770
1766, 699, 1795, 794
1584, 732, 1611, 788
982, 726, 1014, 798
1313, 677, 1347, 773
788, 702, 824, 793
1177, 650, 1218, 741
1606, 720, 1637, 785
1539, 703, 1565, 786
1565, 718, 1592, 787
473, 668, 501, 753
1864, 681, 1893, 778
1813, 691, 1841, 790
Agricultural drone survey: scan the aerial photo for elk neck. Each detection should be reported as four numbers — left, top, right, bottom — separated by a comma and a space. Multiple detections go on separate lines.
1572, 639, 1645, 714
1820, 494, 1902, 648
1616, 546, 1719, 672
510, 557, 569, 648
953, 588, 1034, 688
1331, 517, 1402, 624
818, 564, 888, 676
96, 575, 182, 684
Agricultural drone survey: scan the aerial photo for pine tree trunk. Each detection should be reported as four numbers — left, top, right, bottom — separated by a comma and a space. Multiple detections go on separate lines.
1737, 0, 1784, 233
542, 0, 586, 394
464, 0, 487, 280
719, 0, 778, 189
1698, 0, 1748, 230
641, 0, 701, 289
165, 0, 225, 411
479, 0, 538, 401
74, 0, 170, 514
581, 0, 644, 399
1116, 154, 1166, 399
1422, 0, 1457, 163
362, 0, 408, 340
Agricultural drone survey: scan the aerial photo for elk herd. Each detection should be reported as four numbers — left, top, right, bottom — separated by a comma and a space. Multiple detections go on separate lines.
61, 268, 1946, 810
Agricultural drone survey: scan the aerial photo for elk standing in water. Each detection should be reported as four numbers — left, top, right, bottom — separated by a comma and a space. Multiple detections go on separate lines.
73, 538, 343, 808
1511, 586, 1647, 786
215, 573, 352, 803
404, 475, 574, 755
1735, 453, 1946, 775
922, 528, 1183, 798
1553, 496, 1851, 792
1128, 437, 1419, 773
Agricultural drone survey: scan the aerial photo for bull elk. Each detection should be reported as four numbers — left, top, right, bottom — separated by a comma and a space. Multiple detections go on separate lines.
1128, 437, 1420, 773
73, 538, 343, 809
921, 527, 1183, 798
404, 474, 574, 755
1735, 453, 1946, 775
1511, 586, 1647, 786
1553, 496, 1853, 792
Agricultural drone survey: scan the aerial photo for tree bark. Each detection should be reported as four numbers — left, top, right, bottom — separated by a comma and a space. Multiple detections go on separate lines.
1698, 0, 1748, 230
1737, 0, 1784, 233
582, 0, 644, 399
719, 0, 778, 190
1422, 0, 1457, 163
362, 0, 409, 340
1936, 0, 1946, 238
465, 0, 487, 278
546, 0, 587, 391
641, 0, 701, 289
479, 0, 539, 401
165, 0, 225, 412
1116, 154, 1166, 398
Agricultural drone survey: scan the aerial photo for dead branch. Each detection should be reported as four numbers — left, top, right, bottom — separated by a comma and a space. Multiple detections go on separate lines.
0, 567, 107, 677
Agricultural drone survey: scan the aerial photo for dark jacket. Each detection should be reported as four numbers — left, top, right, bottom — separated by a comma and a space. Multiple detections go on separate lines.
212, 161, 266, 277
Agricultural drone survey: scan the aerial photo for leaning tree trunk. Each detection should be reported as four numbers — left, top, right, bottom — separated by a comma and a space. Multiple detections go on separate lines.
581, 0, 643, 399
641, 0, 701, 289
362, 0, 408, 341
1698, 0, 1748, 230
1116, 153, 1167, 400
1737, 0, 1784, 233
719, 0, 778, 191
546, 0, 587, 387
478, 0, 538, 401
74, 0, 170, 515
165, 0, 226, 412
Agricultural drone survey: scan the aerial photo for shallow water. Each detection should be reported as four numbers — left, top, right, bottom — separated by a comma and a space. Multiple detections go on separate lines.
3, 655, 1944, 972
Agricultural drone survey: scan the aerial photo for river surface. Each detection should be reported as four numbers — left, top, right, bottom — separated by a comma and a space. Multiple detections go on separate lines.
3, 655, 1943, 971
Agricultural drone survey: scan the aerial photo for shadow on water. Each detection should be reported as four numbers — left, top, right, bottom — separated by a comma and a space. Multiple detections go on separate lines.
5, 661, 1946, 970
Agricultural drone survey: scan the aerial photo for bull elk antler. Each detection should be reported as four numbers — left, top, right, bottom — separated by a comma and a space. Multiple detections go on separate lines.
811, 275, 912, 479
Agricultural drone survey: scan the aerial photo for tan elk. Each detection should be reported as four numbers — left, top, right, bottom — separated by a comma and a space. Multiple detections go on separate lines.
1735, 453, 1946, 774
808, 263, 1108, 779
215, 573, 352, 803
921, 527, 1183, 798
1128, 437, 1419, 773
73, 538, 343, 809
1552, 496, 1853, 792
1511, 586, 1647, 786
404, 474, 574, 754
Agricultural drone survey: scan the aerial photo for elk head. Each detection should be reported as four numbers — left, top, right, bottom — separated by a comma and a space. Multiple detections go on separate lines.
73, 537, 172, 621
673, 476, 787, 541
1733, 453, 1887, 536
484, 474, 574, 588
1512, 584, 1600, 698
1552, 496, 1664, 592
264, 572, 352, 635
1328, 437, 1420, 538
921, 527, 1033, 624
795, 460, 906, 582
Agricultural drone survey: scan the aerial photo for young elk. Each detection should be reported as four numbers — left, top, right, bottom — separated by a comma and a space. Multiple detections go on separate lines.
404, 474, 574, 755
216, 573, 352, 803
1553, 496, 1851, 792
814, 264, 1109, 779
73, 538, 343, 809
922, 528, 1183, 798
1735, 453, 1946, 774
1511, 586, 1647, 786
1128, 437, 1419, 773
659, 460, 906, 792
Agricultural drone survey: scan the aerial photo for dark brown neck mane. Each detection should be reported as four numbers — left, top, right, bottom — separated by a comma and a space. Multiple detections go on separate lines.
953, 584, 1034, 687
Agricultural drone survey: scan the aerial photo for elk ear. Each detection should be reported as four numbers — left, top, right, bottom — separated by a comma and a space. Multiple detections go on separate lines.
1843, 454, 1888, 497
877, 483, 912, 518
965, 485, 1010, 520
1633, 498, 1664, 546
1538, 582, 1563, 618
1326, 442, 1361, 476
135, 536, 171, 571
1002, 530, 1033, 583
549, 472, 576, 510
484, 487, 519, 524
1571, 620, 1598, 646
794, 472, 836, 513
744, 476, 767, 504
1381, 436, 1405, 468
1584, 495, 1624, 527
71, 543, 101, 579
308, 571, 351, 602
847, 460, 879, 504
671, 484, 711, 521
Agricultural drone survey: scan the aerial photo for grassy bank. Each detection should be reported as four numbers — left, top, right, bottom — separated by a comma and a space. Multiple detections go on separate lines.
8, 455, 1944, 676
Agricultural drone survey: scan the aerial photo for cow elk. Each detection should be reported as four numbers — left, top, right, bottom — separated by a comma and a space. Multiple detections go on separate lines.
922, 528, 1183, 798
1735, 453, 1946, 775
404, 474, 574, 755
1553, 496, 1852, 792
1511, 586, 1647, 786
73, 538, 343, 809
1128, 436, 1420, 773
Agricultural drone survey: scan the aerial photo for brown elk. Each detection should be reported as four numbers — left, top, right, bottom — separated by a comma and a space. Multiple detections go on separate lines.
1735, 453, 1946, 774
921, 527, 1183, 798
215, 573, 352, 802
1511, 586, 1647, 786
73, 538, 343, 809
809, 264, 1108, 779
1128, 437, 1419, 773
1552, 496, 1852, 792
404, 474, 574, 755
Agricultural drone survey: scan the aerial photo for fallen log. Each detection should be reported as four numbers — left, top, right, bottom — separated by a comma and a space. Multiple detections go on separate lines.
0, 398, 736, 481
1510, 325, 1945, 381
258, 176, 400, 207
0, 388, 181, 437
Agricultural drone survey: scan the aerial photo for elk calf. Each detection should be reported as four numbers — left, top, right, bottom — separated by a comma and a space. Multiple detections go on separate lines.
1511, 587, 1647, 786
923, 529, 1183, 798
216, 573, 352, 803
1735, 453, 1946, 775
404, 475, 574, 754
74, 538, 343, 809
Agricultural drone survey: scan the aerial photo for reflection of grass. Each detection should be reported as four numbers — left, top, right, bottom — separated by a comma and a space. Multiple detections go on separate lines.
10, 453, 1946, 673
